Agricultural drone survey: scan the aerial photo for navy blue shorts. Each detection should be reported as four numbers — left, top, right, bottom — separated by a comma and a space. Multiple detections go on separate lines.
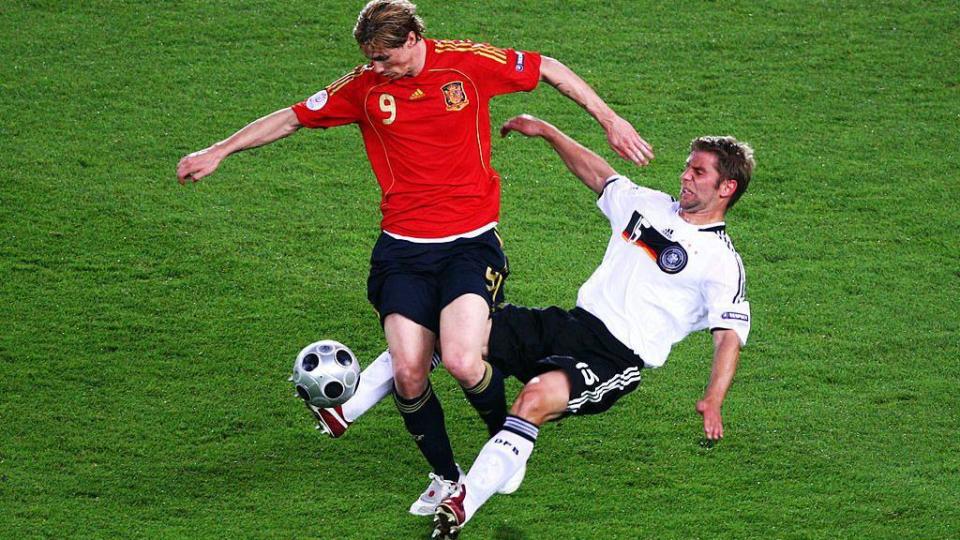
487, 305, 644, 416
367, 229, 509, 335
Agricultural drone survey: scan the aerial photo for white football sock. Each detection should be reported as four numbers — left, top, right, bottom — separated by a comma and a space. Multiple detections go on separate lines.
341, 349, 394, 422
340, 350, 442, 422
462, 416, 538, 524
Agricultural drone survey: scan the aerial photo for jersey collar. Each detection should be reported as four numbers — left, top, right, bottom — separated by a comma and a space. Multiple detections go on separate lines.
671, 202, 726, 232
419, 38, 437, 73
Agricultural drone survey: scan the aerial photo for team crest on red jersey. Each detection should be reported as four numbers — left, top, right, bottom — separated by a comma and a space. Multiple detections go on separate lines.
441, 81, 469, 111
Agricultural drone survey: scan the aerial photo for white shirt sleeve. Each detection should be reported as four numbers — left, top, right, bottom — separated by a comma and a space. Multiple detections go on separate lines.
597, 176, 673, 229
703, 250, 751, 346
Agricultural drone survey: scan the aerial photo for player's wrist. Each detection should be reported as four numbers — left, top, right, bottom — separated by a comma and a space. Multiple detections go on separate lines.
209, 142, 233, 161
697, 396, 723, 411
537, 120, 561, 140
593, 107, 619, 131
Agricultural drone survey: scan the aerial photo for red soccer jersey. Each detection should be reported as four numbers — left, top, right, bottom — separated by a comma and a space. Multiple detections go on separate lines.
292, 39, 542, 238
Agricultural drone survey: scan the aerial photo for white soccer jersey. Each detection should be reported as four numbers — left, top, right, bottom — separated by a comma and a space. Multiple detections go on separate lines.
576, 176, 751, 368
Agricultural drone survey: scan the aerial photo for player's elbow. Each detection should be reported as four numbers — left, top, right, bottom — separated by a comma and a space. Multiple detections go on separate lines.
539, 55, 565, 83
712, 329, 742, 350
264, 107, 299, 133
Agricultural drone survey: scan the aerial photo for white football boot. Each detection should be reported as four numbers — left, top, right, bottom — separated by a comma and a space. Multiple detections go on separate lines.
409, 465, 465, 516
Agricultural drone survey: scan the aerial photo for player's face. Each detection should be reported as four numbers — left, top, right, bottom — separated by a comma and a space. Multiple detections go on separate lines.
363, 33, 419, 80
679, 151, 734, 213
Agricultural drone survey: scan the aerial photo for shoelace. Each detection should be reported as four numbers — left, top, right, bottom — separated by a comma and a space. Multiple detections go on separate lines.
426, 472, 456, 495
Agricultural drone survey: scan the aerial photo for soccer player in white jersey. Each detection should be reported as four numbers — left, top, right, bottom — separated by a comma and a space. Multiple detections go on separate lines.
312, 114, 754, 538
425, 114, 755, 538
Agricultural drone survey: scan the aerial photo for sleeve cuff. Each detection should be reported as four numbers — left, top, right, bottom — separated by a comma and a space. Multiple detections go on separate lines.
598, 174, 623, 198
710, 326, 748, 347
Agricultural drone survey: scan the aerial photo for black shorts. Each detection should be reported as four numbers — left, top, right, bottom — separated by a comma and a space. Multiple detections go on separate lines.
367, 229, 508, 335
487, 305, 644, 416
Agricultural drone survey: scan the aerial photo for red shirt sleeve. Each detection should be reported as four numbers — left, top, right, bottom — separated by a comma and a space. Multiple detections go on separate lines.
441, 41, 540, 98
483, 48, 541, 96
291, 65, 368, 128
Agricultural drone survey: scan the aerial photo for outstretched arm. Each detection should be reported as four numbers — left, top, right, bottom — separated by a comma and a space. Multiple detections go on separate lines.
696, 329, 742, 440
500, 114, 617, 195
176, 107, 302, 184
539, 56, 654, 166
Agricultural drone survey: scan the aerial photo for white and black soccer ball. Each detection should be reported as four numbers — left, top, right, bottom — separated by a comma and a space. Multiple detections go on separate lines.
291, 340, 360, 408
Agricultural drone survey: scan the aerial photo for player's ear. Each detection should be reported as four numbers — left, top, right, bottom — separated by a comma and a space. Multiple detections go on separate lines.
720, 178, 737, 198
405, 31, 418, 47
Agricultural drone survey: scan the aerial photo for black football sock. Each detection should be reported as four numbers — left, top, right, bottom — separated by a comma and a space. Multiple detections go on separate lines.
461, 361, 508, 437
394, 382, 460, 481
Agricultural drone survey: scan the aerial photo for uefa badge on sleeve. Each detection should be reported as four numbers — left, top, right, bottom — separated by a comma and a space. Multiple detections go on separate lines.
515, 51, 525, 72
306, 89, 329, 111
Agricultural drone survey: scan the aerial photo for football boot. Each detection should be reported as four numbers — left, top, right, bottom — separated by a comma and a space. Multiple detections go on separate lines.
305, 403, 350, 438
410, 466, 464, 516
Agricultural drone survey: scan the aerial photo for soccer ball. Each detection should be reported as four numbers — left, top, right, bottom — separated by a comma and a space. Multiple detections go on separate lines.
291, 340, 360, 408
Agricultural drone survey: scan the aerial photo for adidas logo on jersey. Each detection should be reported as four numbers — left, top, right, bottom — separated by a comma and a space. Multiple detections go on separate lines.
409, 89, 426, 101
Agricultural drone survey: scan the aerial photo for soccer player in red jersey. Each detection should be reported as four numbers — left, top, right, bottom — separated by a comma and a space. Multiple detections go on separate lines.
176, 0, 654, 515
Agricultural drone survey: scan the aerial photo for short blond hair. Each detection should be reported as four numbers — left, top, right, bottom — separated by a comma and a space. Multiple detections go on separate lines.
354, 0, 425, 49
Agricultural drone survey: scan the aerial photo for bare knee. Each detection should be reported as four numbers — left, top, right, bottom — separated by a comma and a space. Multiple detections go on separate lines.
510, 378, 567, 425
438, 294, 490, 387
441, 348, 484, 386
391, 352, 429, 399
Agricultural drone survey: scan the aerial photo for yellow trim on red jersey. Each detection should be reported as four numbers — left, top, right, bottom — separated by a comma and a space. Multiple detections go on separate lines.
472, 50, 509, 64
435, 44, 507, 63
434, 40, 507, 64
327, 64, 369, 96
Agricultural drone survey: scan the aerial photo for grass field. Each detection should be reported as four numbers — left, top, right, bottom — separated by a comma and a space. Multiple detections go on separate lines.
2, 1, 959, 538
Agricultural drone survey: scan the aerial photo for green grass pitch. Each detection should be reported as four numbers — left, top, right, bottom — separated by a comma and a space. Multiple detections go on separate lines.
1, 1, 958, 538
